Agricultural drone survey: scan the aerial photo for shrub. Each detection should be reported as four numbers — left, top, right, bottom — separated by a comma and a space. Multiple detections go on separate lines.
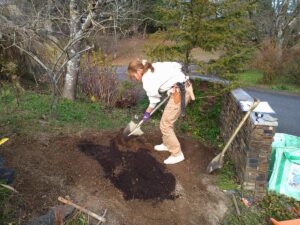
178, 80, 224, 147
0, 61, 24, 105
114, 80, 140, 108
259, 192, 300, 221
79, 49, 140, 108
252, 41, 300, 85
0, 61, 17, 79
251, 41, 282, 84
281, 46, 300, 85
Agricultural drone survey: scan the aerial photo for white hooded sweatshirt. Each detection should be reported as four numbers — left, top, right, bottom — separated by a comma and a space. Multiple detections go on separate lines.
142, 62, 187, 108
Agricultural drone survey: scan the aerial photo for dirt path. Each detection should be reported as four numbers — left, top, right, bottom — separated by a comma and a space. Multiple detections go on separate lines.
1, 130, 228, 225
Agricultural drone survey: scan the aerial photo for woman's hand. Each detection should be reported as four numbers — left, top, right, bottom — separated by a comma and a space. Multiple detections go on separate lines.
143, 111, 151, 122
143, 106, 154, 122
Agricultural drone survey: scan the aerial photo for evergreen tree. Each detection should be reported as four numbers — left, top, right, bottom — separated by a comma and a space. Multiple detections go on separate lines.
148, 0, 255, 77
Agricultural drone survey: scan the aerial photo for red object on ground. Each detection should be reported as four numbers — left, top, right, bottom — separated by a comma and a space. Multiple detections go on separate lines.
241, 197, 251, 207
270, 218, 300, 225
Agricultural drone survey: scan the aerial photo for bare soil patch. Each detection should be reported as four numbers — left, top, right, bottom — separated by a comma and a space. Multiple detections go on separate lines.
1, 130, 228, 225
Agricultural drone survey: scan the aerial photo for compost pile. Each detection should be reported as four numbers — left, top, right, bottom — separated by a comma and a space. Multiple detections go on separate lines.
78, 137, 177, 201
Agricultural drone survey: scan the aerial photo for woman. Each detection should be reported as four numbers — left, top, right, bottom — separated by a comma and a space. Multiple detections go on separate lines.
128, 59, 195, 165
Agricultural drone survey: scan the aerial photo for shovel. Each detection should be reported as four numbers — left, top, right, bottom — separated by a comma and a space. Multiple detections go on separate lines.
123, 96, 170, 137
206, 98, 260, 173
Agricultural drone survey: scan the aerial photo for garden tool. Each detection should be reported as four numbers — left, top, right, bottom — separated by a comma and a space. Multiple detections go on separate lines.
176, 82, 186, 117
0, 138, 9, 145
123, 95, 170, 137
223, 190, 241, 216
206, 98, 260, 173
0, 128, 17, 146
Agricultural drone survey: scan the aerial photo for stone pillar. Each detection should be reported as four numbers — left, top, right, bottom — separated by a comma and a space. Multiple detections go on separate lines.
220, 89, 278, 199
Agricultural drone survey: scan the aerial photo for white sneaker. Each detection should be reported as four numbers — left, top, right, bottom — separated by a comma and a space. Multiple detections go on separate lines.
164, 152, 185, 164
154, 143, 169, 152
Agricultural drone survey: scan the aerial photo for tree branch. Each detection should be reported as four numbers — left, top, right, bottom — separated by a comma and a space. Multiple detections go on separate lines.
56, 45, 94, 83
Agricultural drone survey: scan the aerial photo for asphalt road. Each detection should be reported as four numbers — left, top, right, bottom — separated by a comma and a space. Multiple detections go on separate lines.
245, 88, 300, 136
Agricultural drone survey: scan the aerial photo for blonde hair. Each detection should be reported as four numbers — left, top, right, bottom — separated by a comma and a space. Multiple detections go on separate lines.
127, 59, 154, 80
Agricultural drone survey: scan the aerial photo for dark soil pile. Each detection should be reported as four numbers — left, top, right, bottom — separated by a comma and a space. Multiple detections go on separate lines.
78, 138, 177, 201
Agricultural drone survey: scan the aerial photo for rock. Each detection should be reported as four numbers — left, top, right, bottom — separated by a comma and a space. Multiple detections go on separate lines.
28, 205, 74, 225
0, 168, 15, 184
0, 155, 15, 184
0, 156, 4, 167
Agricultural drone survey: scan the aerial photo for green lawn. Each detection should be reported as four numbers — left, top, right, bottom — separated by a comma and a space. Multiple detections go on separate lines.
0, 86, 136, 137
236, 71, 300, 94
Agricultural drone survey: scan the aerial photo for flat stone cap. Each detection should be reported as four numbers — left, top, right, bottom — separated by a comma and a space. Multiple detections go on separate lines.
250, 113, 278, 126
231, 88, 278, 126
231, 88, 253, 102
240, 101, 276, 114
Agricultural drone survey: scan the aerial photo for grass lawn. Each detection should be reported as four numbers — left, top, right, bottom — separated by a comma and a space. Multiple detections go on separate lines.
236, 71, 300, 94
0, 86, 136, 138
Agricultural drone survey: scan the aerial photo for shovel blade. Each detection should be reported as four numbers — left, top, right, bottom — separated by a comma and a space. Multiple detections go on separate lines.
206, 154, 224, 173
123, 121, 144, 137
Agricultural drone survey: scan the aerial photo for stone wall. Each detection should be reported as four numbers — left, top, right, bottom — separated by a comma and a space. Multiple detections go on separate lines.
220, 89, 278, 199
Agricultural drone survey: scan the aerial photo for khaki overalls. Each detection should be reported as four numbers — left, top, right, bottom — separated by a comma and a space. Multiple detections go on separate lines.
160, 81, 195, 156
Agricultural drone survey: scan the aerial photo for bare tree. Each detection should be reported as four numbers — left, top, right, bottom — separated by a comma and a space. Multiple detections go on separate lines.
275, 0, 300, 50
62, 0, 101, 100
276, 0, 300, 49
250, 0, 299, 50
0, 0, 141, 103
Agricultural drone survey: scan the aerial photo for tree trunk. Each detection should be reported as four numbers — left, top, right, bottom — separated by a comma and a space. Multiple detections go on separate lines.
143, 23, 147, 39
62, 0, 100, 100
275, 0, 288, 51
62, 0, 80, 100
183, 48, 191, 73
45, 0, 53, 32
62, 44, 81, 100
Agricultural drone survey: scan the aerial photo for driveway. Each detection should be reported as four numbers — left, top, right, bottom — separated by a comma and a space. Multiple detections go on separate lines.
245, 88, 300, 136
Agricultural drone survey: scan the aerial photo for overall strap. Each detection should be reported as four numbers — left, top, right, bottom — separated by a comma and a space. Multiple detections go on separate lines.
176, 82, 186, 117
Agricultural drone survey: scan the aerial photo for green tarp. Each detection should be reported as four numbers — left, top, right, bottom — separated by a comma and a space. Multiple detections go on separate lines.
268, 133, 300, 200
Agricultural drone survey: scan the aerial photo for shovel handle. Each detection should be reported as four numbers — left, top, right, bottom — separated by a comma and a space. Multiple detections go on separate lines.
128, 96, 170, 136
58, 197, 106, 222
220, 98, 260, 157
149, 95, 170, 116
